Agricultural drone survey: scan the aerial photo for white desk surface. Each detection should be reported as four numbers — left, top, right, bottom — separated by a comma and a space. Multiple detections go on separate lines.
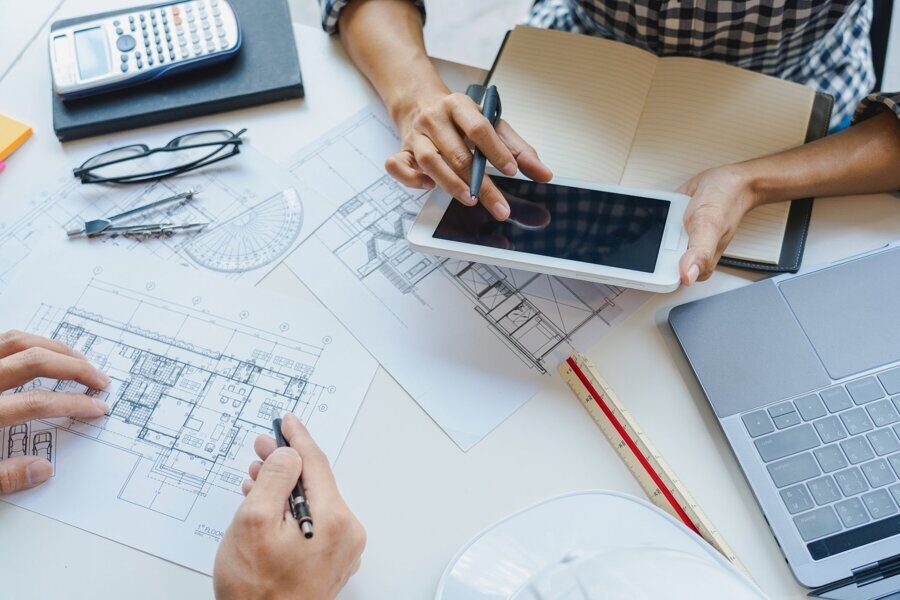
1, 5, 898, 599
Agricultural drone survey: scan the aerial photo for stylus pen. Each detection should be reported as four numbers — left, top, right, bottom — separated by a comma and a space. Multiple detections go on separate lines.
272, 418, 314, 539
468, 84, 502, 202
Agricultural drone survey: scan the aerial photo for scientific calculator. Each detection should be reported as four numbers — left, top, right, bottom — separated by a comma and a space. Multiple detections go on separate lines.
49, 0, 242, 100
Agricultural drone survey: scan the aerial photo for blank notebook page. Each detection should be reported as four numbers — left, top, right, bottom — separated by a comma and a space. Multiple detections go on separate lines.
489, 26, 657, 183
621, 58, 815, 263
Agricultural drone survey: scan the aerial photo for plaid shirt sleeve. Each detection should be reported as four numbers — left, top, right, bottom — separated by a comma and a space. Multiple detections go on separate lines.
852, 92, 900, 124
319, 0, 426, 35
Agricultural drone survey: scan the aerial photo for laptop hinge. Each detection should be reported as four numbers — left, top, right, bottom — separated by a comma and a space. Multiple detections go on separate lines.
809, 554, 900, 598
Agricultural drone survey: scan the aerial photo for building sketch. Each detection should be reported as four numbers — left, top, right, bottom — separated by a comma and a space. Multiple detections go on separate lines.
442, 261, 624, 373
313, 176, 443, 302
306, 168, 628, 374
7, 280, 330, 523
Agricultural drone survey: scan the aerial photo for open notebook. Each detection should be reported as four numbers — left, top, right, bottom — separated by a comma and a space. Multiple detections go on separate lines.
486, 25, 831, 268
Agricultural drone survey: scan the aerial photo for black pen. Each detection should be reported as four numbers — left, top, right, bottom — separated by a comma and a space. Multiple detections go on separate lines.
467, 84, 502, 202
272, 417, 314, 539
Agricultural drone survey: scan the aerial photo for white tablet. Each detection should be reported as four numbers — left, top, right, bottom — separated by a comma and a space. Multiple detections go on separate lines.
407, 173, 690, 292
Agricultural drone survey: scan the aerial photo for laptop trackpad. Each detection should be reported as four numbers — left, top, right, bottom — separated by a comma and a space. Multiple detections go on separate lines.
779, 246, 900, 380
670, 280, 830, 418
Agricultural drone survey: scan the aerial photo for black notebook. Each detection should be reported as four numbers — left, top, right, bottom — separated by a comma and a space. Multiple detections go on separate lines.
51, 0, 303, 142
485, 26, 833, 273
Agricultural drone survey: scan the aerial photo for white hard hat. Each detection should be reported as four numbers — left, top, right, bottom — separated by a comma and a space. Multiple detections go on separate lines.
435, 491, 766, 600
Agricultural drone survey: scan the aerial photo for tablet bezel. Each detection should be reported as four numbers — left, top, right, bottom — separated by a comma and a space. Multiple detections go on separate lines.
407, 172, 690, 292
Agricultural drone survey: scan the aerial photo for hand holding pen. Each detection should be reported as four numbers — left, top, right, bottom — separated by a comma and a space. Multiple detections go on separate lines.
273, 417, 314, 538
383, 85, 552, 221
214, 413, 366, 599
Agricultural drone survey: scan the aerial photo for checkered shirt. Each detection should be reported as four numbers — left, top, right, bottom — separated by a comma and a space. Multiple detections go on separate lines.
526, 0, 898, 127
318, 0, 898, 128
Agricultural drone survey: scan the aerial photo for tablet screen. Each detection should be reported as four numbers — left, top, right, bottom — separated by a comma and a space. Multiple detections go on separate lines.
433, 176, 670, 273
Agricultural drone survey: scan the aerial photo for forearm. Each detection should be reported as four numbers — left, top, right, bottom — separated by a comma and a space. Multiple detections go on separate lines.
739, 110, 900, 206
337, 0, 446, 126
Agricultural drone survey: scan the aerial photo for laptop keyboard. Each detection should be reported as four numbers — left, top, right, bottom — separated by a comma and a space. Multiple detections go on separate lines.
742, 365, 900, 558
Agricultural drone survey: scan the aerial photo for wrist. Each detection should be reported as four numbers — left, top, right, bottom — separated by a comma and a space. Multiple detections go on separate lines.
728, 160, 771, 210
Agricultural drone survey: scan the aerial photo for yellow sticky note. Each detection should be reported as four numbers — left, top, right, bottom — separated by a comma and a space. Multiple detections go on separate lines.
0, 114, 33, 161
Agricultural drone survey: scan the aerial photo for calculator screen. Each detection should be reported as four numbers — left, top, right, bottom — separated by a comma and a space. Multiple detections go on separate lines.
433, 175, 671, 273
74, 27, 110, 80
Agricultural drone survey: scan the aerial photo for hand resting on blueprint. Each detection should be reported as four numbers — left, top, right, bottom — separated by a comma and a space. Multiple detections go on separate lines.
0, 331, 110, 494
213, 413, 365, 600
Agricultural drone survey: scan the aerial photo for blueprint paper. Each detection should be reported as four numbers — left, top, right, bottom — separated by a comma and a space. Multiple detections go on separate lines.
283, 105, 650, 450
0, 139, 334, 292
0, 249, 377, 575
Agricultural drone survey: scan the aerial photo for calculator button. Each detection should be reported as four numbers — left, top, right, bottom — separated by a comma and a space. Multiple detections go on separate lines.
117, 35, 137, 52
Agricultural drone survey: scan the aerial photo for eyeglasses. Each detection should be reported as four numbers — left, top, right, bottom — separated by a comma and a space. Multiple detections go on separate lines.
73, 128, 247, 184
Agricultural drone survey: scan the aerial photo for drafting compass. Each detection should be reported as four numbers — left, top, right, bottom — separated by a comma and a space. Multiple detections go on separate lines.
67, 190, 208, 239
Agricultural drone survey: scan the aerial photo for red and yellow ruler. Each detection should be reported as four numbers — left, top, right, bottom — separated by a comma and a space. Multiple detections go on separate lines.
559, 351, 751, 579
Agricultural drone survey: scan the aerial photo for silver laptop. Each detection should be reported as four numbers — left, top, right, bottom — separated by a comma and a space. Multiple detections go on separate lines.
669, 242, 900, 599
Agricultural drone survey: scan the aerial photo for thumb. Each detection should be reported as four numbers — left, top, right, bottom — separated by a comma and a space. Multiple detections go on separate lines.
676, 173, 700, 197
0, 456, 53, 495
680, 217, 722, 286
245, 447, 301, 519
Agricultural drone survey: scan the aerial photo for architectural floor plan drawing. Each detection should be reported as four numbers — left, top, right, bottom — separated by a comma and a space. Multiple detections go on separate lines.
284, 105, 650, 450
442, 261, 626, 374
0, 249, 377, 575
0, 140, 332, 292
314, 174, 445, 304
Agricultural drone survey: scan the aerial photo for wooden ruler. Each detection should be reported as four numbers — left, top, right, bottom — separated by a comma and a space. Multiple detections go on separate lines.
559, 351, 752, 579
